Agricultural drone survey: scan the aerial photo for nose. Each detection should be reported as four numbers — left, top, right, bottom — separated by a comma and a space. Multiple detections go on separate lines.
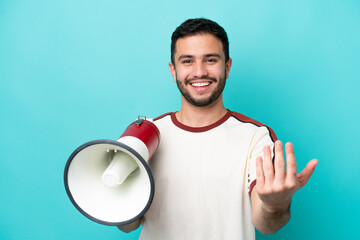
192, 61, 208, 77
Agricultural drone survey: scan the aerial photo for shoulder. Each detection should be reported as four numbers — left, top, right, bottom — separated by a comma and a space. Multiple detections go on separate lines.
153, 112, 172, 121
229, 111, 267, 127
228, 111, 277, 142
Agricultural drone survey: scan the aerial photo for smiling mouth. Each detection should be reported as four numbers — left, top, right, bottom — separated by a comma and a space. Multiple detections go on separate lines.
185, 77, 217, 86
190, 82, 211, 87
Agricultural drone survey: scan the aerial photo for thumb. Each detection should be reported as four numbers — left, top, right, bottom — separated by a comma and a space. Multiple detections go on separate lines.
297, 159, 318, 188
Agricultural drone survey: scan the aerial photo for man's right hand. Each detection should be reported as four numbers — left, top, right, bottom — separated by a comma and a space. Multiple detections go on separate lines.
117, 218, 142, 233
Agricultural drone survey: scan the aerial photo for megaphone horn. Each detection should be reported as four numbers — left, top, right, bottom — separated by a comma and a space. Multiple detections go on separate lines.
64, 116, 160, 226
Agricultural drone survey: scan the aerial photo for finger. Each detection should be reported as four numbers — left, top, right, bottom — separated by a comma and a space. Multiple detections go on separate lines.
256, 156, 265, 189
285, 142, 297, 181
263, 145, 274, 183
297, 159, 318, 188
274, 140, 286, 183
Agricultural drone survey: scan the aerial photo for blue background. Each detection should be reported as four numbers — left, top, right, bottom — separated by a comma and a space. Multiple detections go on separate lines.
1, 0, 359, 239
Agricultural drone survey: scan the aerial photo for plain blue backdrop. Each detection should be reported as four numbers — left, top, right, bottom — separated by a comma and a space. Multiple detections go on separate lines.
1, 0, 359, 239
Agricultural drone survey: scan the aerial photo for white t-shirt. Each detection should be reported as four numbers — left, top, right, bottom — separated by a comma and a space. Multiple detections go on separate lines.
139, 110, 276, 240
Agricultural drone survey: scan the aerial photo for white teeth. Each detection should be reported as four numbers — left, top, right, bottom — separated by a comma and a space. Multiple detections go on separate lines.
191, 82, 210, 87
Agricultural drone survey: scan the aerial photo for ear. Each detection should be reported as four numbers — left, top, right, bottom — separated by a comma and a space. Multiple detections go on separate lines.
225, 58, 232, 79
169, 62, 177, 83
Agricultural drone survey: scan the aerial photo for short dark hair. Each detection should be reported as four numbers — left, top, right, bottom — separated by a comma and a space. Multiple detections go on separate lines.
171, 18, 230, 65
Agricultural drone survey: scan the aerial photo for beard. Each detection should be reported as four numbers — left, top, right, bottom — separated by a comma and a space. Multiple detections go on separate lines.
176, 71, 227, 107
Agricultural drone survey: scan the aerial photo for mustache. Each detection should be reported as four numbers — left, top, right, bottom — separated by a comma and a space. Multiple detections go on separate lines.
184, 76, 217, 85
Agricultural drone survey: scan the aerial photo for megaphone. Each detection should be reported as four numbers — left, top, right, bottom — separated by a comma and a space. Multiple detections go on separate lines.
64, 116, 160, 226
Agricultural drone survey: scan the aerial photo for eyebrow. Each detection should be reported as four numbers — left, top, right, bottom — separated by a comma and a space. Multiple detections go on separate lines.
177, 53, 221, 61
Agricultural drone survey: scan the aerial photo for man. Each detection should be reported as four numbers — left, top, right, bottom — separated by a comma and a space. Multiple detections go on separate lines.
118, 18, 318, 239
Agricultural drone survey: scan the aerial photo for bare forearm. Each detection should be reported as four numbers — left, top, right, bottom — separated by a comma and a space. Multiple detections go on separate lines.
252, 202, 291, 235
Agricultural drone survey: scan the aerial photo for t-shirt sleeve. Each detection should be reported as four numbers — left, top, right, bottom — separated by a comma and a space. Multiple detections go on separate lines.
246, 126, 277, 195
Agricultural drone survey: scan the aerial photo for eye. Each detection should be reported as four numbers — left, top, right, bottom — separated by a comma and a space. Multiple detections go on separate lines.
206, 58, 217, 63
182, 59, 192, 64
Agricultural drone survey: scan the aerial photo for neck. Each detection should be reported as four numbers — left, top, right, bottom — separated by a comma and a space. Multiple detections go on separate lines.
176, 95, 228, 127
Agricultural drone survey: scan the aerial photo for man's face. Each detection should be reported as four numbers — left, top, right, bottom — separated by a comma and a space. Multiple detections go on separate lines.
169, 34, 232, 107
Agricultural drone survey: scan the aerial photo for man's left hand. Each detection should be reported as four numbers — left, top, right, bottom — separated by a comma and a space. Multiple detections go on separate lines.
255, 140, 318, 212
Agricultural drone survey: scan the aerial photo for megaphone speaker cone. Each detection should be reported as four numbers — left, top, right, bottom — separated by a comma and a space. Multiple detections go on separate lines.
64, 119, 159, 226
102, 151, 139, 187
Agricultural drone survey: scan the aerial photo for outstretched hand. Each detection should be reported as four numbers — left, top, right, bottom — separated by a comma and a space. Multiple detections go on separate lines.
255, 140, 318, 212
